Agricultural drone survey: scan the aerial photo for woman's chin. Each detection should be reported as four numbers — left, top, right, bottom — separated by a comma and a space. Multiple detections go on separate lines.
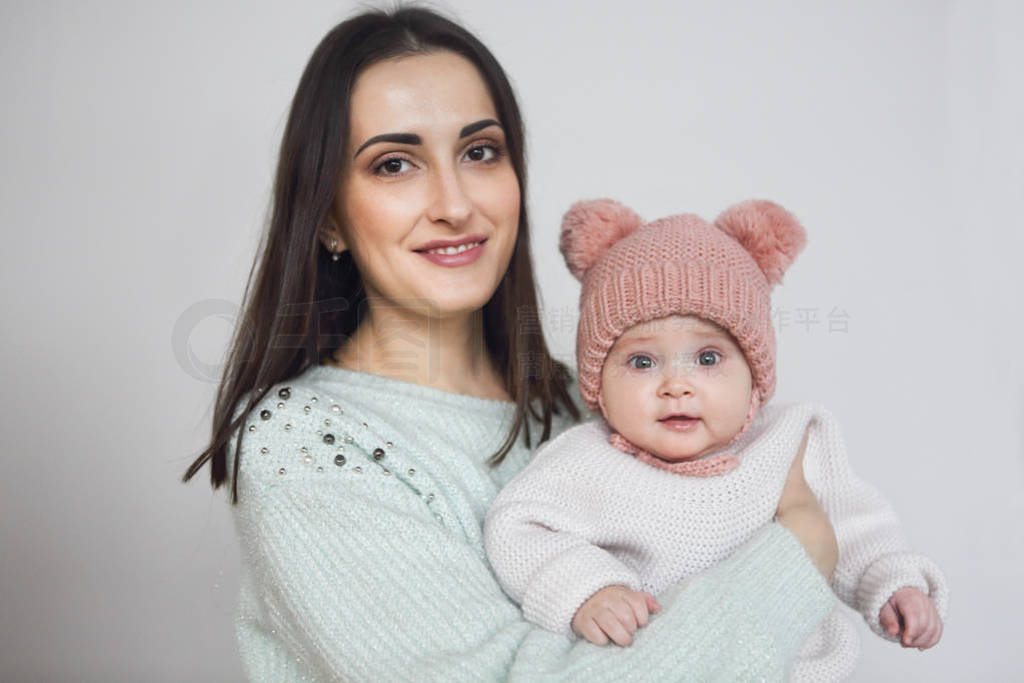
415, 289, 496, 319
396, 271, 501, 315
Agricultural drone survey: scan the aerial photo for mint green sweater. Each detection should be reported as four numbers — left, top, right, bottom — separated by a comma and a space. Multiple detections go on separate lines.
229, 364, 835, 681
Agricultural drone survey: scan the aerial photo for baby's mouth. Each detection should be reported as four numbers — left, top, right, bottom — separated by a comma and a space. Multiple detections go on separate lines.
658, 414, 700, 430
659, 412, 697, 422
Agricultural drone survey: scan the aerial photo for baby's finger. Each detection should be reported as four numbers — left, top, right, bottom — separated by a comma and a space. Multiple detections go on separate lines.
901, 610, 924, 647
596, 612, 634, 647
917, 611, 944, 650
645, 593, 661, 614
930, 617, 944, 648
578, 618, 609, 646
879, 602, 900, 637
905, 616, 927, 648
915, 619, 940, 650
609, 599, 639, 633
624, 592, 650, 627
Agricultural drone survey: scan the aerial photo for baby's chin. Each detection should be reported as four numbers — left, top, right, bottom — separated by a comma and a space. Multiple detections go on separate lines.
648, 439, 734, 463
645, 446, 709, 463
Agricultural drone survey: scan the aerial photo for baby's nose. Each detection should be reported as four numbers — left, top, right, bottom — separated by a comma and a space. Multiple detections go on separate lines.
658, 366, 695, 397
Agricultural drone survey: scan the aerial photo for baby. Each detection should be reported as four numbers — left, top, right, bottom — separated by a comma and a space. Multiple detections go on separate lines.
484, 199, 948, 681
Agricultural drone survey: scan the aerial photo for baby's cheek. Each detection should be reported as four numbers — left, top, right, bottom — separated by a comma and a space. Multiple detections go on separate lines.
599, 380, 635, 426
724, 389, 754, 433
605, 399, 639, 436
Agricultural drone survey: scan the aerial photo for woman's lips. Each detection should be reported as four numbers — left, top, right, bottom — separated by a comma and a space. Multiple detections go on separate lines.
658, 415, 700, 432
415, 239, 486, 267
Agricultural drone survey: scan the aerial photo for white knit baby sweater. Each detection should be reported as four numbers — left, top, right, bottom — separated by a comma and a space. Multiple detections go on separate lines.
229, 365, 837, 682
485, 402, 949, 682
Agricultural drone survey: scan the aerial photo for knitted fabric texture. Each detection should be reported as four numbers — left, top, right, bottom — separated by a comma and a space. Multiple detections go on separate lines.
608, 431, 740, 476
559, 198, 806, 414
229, 364, 836, 681
485, 403, 949, 682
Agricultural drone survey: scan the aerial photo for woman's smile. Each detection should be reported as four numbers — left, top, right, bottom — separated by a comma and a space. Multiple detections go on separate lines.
414, 234, 488, 266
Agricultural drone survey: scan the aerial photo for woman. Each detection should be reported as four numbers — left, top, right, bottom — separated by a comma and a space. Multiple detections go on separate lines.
184, 7, 838, 681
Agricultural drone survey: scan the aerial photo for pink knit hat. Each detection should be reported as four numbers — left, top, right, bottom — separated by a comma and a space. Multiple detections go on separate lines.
561, 199, 806, 415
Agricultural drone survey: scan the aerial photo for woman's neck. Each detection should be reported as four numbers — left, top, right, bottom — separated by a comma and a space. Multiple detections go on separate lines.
327, 306, 511, 401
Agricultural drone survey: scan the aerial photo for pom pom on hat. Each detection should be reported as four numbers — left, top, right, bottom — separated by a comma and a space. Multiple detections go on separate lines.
559, 199, 643, 281
714, 200, 806, 286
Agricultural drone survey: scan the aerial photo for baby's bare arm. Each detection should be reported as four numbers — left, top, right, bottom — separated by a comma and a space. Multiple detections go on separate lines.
775, 428, 838, 582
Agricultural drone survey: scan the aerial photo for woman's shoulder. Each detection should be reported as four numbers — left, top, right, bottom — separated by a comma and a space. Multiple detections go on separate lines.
229, 368, 356, 450
228, 370, 403, 498
539, 417, 607, 451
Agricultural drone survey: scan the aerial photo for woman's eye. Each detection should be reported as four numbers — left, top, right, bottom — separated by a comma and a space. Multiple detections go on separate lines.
628, 355, 655, 370
374, 157, 412, 175
464, 144, 497, 162
697, 350, 721, 367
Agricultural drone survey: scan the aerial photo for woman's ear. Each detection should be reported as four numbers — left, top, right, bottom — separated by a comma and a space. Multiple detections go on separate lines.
319, 227, 347, 256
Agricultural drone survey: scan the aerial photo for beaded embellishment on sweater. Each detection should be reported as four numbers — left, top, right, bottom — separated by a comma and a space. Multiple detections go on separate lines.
242, 384, 443, 521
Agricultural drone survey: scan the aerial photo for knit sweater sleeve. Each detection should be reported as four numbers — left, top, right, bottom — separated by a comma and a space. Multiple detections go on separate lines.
484, 435, 643, 635
234, 445, 836, 680
801, 405, 950, 641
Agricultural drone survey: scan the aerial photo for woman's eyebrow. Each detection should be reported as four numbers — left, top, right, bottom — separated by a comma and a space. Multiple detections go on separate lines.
459, 118, 501, 138
354, 133, 420, 158
353, 119, 502, 159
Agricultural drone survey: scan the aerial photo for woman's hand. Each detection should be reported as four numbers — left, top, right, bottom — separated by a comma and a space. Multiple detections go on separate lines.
775, 429, 838, 582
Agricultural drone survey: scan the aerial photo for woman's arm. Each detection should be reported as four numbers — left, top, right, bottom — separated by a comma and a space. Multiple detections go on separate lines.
511, 523, 834, 681
237, 471, 835, 682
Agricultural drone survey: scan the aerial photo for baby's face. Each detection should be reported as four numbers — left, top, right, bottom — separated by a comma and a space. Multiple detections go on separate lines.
599, 315, 753, 462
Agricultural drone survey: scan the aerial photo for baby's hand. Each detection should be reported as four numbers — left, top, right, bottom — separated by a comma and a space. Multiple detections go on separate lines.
571, 585, 661, 646
878, 586, 944, 650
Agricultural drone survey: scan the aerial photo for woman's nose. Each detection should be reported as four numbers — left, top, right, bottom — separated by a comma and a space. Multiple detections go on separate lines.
426, 164, 472, 227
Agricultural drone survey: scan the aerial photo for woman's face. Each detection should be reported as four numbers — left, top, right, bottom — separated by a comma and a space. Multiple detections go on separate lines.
331, 51, 520, 319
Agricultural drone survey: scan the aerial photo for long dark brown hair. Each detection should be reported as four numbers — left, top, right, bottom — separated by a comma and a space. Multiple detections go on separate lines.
183, 6, 579, 501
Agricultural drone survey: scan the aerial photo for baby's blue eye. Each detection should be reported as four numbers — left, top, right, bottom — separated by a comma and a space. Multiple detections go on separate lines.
628, 355, 655, 370
697, 350, 721, 366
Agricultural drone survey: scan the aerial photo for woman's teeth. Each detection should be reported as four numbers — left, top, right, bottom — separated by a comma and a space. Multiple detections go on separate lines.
426, 241, 480, 255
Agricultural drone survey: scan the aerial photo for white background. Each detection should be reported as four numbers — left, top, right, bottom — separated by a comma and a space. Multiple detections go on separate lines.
1, 1, 1021, 680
